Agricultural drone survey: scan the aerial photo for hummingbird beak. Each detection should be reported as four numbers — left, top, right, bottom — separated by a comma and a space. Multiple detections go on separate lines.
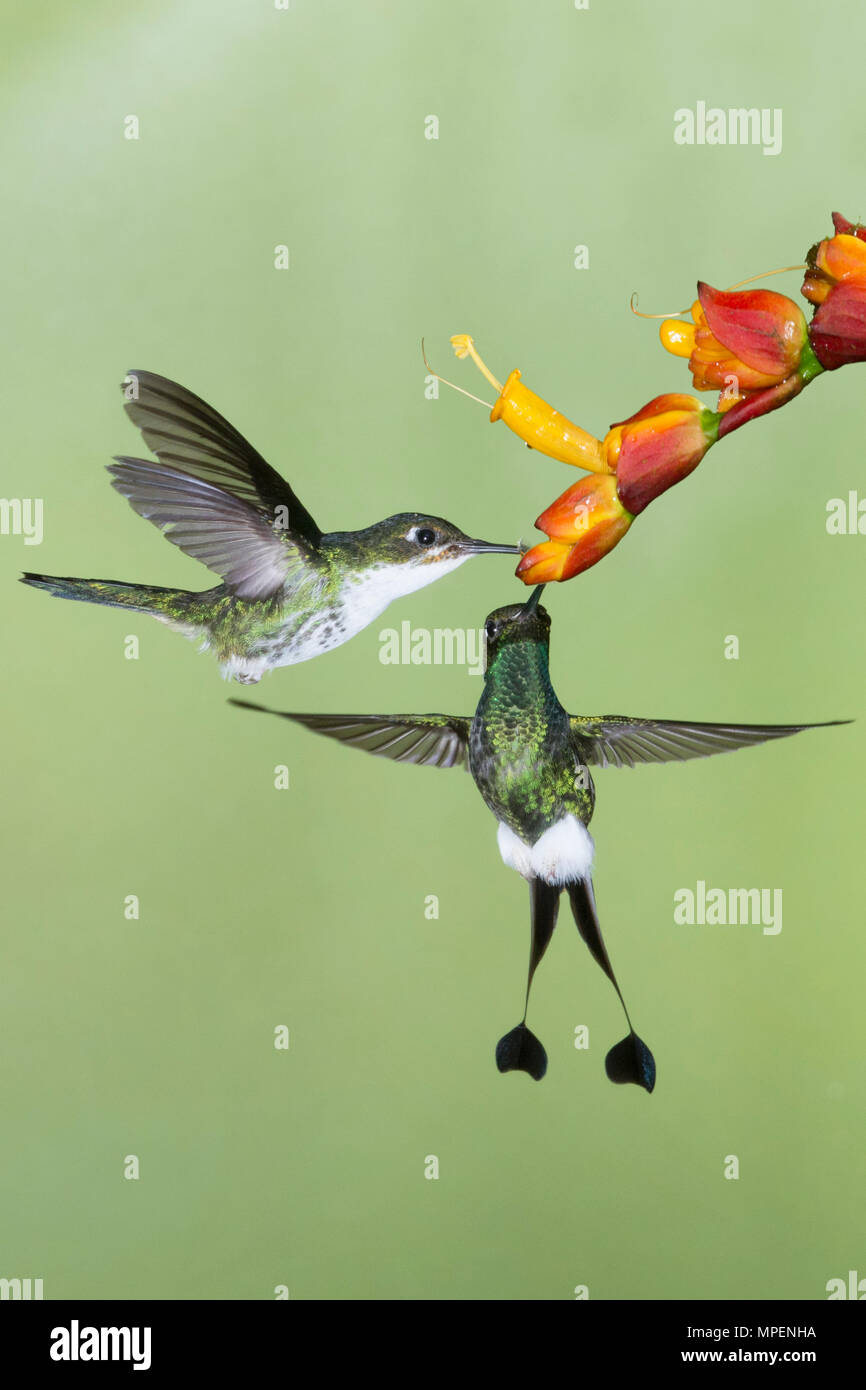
463, 539, 524, 555
522, 584, 546, 615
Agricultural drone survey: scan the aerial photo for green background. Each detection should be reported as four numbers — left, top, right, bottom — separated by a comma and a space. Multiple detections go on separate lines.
1, 0, 863, 1300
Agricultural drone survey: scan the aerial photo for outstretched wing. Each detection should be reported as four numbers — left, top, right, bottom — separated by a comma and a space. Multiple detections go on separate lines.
231, 702, 472, 769
569, 716, 848, 769
110, 370, 323, 600
120, 371, 320, 539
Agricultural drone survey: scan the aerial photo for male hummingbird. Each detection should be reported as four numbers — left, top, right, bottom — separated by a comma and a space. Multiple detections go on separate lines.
232, 586, 846, 1090
21, 371, 521, 683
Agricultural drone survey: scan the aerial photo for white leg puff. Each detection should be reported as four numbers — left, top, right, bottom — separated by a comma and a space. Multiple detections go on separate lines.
496, 816, 595, 887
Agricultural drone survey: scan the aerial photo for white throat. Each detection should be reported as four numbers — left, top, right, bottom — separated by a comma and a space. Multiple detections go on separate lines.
343, 554, 469, 621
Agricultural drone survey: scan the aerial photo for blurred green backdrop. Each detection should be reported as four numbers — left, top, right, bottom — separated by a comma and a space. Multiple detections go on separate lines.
1, 0, 863, 1301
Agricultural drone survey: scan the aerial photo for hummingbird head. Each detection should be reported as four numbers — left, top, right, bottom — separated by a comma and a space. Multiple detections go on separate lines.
339, 514, 522, 601
482, 585, 550, 666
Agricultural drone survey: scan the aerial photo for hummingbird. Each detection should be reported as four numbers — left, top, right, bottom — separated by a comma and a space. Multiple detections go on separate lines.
21, 371, 521, 683
232, 586, 846, 1091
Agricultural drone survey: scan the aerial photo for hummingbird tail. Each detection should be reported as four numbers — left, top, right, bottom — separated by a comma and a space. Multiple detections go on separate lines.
605, 1033, 657, 1092
20, 573, 193, 620
566, 876, 656, 1093
495, 1024, 548, 1080
495, 877, 560, 1081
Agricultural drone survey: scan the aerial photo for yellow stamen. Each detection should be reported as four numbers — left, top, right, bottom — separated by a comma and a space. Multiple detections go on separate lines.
420, 340, 494, 409
449, 334, 504, 393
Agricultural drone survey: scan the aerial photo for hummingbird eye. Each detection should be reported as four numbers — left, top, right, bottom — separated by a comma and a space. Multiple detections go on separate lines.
415, 527, 437, 547
485, 619, 498, 638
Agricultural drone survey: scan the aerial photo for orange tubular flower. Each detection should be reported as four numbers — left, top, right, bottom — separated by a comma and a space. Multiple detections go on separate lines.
604, 394, 719, 515
514, 539, 575, 584
516, 474, 633, 584
449, 335, 609, 472
801, 214, 866, 370
660, 282, 810, 404
802, 213, 866, 306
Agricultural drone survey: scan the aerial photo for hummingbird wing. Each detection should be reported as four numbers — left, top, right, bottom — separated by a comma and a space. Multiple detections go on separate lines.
568, 716, 848, 769
230, 702, 472, 769
119, 371, 321, 540
109, 371, 323, 601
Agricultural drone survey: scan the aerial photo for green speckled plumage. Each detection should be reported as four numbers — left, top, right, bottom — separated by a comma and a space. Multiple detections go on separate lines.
469, 625, 595, 842
231, 588, 843, 1091
20, 371, 520, 681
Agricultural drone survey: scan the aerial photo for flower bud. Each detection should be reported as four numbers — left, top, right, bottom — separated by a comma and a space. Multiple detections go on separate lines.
518, 474, 633, 582
605, 394, 718, 515
808, 280, 866, 370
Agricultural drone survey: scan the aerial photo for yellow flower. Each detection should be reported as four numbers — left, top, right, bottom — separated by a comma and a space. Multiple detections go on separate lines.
448, 335, 609, 472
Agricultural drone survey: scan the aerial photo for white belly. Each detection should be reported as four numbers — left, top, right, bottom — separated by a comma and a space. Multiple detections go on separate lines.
496, 816, 595, 886
211, 556, 473, 682
215, 592, 386, 682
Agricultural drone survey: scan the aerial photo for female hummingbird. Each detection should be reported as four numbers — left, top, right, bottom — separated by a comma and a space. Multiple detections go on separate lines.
232, 586, 846, 1090
21, 371, 521, 683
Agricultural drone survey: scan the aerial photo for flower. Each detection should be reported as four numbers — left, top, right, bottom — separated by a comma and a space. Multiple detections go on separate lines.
803, 213, 866, 306
808, 280, 866, 370
513, 539, 575, 583
800, 214, 866, 370
659, 281, 822, 430
449, 334, 609, 472
829, 212, 866, 239
604, 393, 718, 515
660, 283, 810, 400
516, 474, 633, 583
